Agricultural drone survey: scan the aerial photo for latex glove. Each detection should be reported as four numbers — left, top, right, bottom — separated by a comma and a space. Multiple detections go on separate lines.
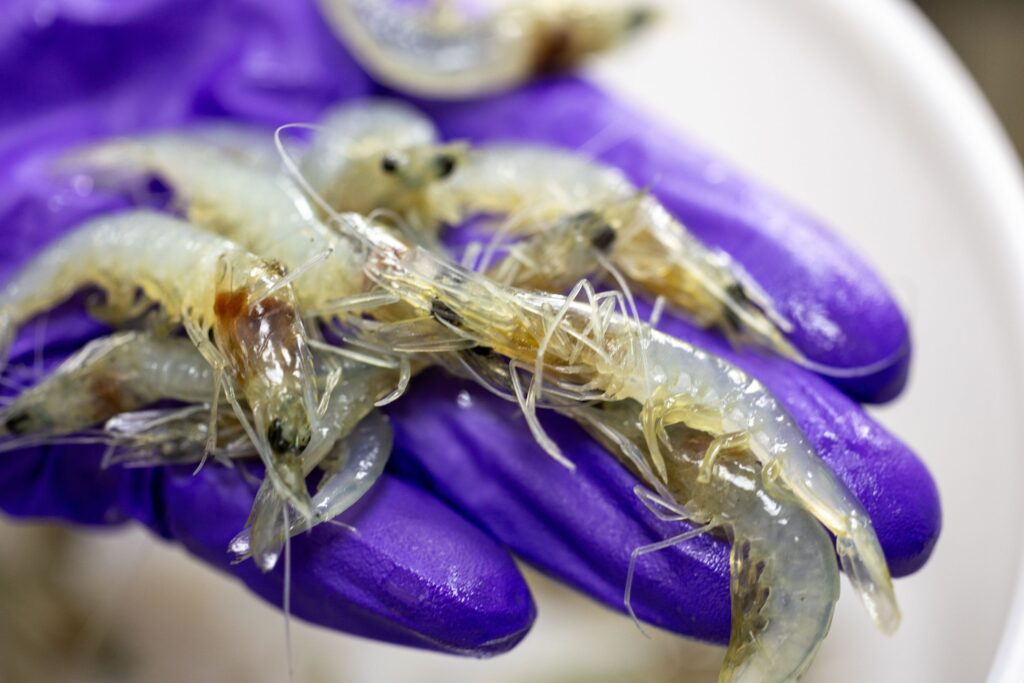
0, 0, 939, 654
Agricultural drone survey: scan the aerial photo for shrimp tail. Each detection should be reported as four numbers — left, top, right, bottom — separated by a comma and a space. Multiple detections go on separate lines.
721, 524, 838, 683
837, 525, 902, 635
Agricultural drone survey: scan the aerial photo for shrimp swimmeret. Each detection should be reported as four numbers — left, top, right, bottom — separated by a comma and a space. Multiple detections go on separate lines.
316, 0, 656, 98
0, 210, 321, 516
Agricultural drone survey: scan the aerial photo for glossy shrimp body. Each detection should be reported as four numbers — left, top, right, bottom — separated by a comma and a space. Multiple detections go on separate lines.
444, 144, 805, 362
301, 99, 467, 227
67, 137, 366, 314
317, 0, 655, 98
350, 234, 898, 635
578, 400, 839, 683
0, 210, 320, 515
0, 332, 211, 440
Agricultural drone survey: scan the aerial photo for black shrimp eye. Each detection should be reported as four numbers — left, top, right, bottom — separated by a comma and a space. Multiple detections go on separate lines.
434, 154, 457, 179
430, 298, 462, 327
380, 154, 400, 174
267, 418, 290, 454
4, 412, 31, 435
590, 224, 617, 252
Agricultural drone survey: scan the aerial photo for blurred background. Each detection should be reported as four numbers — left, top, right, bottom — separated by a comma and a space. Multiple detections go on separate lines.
1, 1, 1022, 682
915, 0, 1024, 153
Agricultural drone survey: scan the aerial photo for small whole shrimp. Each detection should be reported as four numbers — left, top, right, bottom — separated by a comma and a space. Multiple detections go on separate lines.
328, 219, 899, 637
317, 0, 656, 98
0, 332, 212, 440
437, 143, 906, 378
0, 210, 321, 516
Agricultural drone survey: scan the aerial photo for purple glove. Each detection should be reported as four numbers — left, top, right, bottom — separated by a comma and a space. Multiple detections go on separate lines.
0, 0, 939, 655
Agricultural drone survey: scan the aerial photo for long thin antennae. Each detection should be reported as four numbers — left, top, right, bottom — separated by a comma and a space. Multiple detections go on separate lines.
282, 505, 295, 683
624, 524, 713, 636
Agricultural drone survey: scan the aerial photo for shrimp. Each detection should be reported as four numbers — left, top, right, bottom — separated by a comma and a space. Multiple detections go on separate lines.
325, 219, 899, 636
102, 406, 252, 468
0, 210, 321, 516
316, 0, 656, 98
0, 323, 396, 571
231, 408, 393, 569
0, 332, 211, 441
300, 99, 467, 227
69, 135, 899, 631
440, 143, 908, 378
573, 399, 839, 683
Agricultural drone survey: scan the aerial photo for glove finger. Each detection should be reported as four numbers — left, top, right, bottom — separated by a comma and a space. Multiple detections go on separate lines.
0, 441, 536, 656
161, 464, 535, 656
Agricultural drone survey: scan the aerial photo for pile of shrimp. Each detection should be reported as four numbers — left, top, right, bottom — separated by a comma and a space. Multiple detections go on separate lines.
0, 4, 905, 682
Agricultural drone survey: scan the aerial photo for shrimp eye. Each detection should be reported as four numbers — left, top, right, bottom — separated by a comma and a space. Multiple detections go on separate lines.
434, 154, 457, 179
590, 224, 617, 252
380, 154, 401, 175
468, 345, 492, 357
4, 412, 31, 435
430, 299, 462, 327
267, 418, 291, 454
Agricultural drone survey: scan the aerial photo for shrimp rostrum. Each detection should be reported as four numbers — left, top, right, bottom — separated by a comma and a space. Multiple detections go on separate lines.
0, 210, 321, 516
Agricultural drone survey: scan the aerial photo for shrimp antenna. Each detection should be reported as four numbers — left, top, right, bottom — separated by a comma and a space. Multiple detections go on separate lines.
788, 341, 912, 380
282, 506, 295, 683
274, 124, 378, 252
624, 524, 714, 636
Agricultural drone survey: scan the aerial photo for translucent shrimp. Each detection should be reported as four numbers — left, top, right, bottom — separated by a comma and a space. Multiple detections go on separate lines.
575, 399, 839, 683
0, 332, 212, 441
65, 137, 366, 314
0, 210, 320, 516
300, 99, 467, 227
317, 0, 656, 98
328, 223, 899, 636
441, 144, 905, 377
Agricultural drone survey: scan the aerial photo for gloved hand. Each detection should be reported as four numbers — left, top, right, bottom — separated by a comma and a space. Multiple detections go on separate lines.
0, 0, 939, 656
